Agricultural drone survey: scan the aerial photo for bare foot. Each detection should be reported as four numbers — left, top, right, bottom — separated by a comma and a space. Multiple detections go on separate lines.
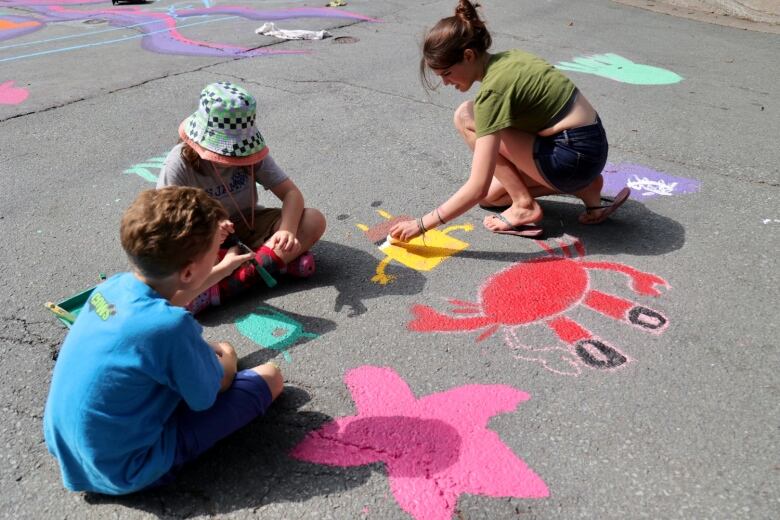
483, 202, 543, 232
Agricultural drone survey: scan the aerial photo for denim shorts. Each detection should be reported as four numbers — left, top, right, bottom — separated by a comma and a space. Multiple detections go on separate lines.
533, 117, 608, 193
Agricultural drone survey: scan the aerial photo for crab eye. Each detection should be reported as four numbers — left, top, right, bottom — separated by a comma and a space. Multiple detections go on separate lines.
574, 339, 627, 369
628, 306, 667, 331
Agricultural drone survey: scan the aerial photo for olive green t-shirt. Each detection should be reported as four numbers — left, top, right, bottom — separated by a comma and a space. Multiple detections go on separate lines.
474, 50, 576, 136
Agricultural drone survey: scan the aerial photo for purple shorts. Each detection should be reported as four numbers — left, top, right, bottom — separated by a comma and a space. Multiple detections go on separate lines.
152, 369, 273, 486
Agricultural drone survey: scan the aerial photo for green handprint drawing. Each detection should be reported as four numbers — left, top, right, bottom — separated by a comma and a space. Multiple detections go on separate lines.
123, 154, 167, 183
556, 53, 682, 85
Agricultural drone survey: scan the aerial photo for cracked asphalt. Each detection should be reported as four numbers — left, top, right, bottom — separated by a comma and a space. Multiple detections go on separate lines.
1, 0, 778, 518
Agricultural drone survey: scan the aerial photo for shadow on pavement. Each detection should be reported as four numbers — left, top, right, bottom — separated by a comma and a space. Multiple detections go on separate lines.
445, 197, 684, 262
534, 196, 685, 256
200, 303, 337, 366
203, 240, 428, 318
83, 386, 374, 516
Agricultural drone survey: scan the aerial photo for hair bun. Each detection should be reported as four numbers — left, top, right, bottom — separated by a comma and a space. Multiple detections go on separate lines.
455, 0, 481, 22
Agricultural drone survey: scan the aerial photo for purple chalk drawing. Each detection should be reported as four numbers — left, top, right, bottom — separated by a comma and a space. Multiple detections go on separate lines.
2, 4, 378, 59
602, 163, 701, 199
0, 16, 45, 40
2, 0, 105, 5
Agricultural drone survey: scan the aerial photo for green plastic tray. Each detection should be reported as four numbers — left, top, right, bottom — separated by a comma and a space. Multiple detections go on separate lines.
50, 285, 96, 328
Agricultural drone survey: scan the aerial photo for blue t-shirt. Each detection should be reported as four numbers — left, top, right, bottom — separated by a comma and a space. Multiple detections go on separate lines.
43, 273, 223, 494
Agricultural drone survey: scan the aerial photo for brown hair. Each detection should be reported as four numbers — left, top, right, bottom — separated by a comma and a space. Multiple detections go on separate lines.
178, 140, 249, 177
179, 140, 202, 173
120, 186, 228, 278
420, 0, 492, 90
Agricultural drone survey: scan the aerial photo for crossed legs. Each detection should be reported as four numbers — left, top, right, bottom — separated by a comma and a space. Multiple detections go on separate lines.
267, 208, 326, 264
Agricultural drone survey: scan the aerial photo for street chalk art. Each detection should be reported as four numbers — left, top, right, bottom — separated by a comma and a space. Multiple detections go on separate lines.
0, 4, 378, 62
556, 53, 682, 85
602, 162, 701, 199
0, 80, 28, 104
357, 210, 473, 285
408, 236, 670, 376
0, 16, 44, 39
291, 365, 549, 520
123, 154, 166, 183
235, 306, 318, 362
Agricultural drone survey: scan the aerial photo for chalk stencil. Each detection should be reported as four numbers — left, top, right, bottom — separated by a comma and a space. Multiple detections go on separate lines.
357, 210, 473, 285
556, 53, 682, 85
235, 306, 317, 362
0, 4, 377, 62
409, 236, 670, 376
603, 163, 701, 199
291, 365, 548, 520
123, 154, 166, 183
0, 80, 29, 105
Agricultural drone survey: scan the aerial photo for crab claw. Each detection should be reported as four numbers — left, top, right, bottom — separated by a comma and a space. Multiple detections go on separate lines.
408, 305, 494, 333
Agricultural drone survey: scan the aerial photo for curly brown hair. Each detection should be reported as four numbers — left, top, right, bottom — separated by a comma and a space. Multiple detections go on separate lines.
120, 187, 227, 278
420, 0, 492, 91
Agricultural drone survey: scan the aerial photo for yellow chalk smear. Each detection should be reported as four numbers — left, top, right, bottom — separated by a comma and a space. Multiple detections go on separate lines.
378, 229, 469, 271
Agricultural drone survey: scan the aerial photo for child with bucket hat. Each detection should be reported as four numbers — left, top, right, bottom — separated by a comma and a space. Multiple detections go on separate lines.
158, 82, 326, 313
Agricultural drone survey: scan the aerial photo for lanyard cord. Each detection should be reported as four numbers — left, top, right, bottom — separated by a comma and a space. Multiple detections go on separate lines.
209, 162, 255, 232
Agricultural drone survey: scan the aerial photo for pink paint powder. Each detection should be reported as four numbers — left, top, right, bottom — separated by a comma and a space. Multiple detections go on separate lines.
291, 366, 548, 520
0, 81, 28, 105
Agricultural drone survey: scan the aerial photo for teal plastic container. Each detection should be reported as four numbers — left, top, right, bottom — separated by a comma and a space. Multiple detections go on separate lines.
50, 286, 95, 328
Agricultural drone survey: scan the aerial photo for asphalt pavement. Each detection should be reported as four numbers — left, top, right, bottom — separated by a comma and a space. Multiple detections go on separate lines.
0, 0, 778, 518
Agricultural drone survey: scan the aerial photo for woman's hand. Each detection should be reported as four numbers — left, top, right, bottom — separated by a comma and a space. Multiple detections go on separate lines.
389, 219, 421, 242
215, 246, 253, 273
217, 219, 235, 244
268, 230, 299, 253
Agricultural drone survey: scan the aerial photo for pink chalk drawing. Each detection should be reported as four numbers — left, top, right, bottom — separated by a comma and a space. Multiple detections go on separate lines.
291, 366, 549, 520
408, 236, 670, 376
602, 162, 701, 199
2, 0, 106, 5
0, 80, 29, 105
0, 4, 378, 60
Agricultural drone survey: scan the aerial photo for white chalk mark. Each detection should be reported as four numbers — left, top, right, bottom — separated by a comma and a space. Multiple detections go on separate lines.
626, 175, 678, 196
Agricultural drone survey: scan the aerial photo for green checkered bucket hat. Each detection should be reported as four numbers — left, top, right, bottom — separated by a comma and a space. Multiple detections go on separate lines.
179, 82, 269, 166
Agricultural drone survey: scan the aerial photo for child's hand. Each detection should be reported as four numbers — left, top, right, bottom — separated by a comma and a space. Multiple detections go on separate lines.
268, 230, 300, 253
217, 219, 235, 244
389, 219, 421, 242
216, 246, 253, 273
210, 342, 238, 391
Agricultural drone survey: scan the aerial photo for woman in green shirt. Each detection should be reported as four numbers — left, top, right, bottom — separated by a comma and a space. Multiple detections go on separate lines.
390, 0, 629, 240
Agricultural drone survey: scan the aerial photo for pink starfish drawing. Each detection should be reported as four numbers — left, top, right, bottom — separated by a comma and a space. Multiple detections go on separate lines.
290, 366, 549, 520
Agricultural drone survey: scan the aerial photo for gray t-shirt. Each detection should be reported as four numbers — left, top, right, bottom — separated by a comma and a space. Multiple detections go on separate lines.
157, 143, 288, 221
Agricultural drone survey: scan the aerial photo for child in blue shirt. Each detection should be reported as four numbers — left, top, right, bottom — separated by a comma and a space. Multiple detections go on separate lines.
43, 186, 284, 494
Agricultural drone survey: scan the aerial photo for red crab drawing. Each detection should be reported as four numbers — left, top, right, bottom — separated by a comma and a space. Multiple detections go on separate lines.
408, 236, 670, 375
